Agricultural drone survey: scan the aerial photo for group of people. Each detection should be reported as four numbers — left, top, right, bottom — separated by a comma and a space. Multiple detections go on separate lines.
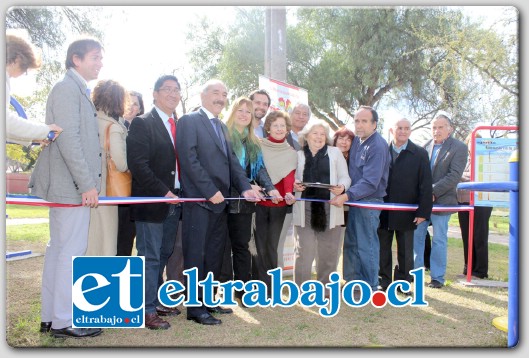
7, 32, 492, 340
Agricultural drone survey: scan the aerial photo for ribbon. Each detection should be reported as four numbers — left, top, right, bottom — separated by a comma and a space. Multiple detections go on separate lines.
5, 194, 473, 212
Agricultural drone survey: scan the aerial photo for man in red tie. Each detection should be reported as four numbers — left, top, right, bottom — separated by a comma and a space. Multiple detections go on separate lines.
126, 75, 182, 330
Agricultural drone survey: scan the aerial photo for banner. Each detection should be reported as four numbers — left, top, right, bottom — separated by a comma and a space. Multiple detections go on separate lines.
258, 75, 308, 112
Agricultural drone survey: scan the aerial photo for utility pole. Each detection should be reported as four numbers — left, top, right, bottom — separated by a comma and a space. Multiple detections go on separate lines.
264, 6, 287, 82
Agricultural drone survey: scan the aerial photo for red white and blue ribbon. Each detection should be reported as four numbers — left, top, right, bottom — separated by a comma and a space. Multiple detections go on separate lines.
5, 194, 473, 212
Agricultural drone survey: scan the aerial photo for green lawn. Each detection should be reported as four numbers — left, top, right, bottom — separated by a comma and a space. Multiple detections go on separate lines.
448, 212, 510, 235
5, 204, 49, 219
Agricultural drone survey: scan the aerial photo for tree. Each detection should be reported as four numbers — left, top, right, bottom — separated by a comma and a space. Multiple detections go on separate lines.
6, 6, 107, 115
6, 6, 102, 49
186, 7, 266, 100
5, 144, 42, 173
186, 6, 517, 138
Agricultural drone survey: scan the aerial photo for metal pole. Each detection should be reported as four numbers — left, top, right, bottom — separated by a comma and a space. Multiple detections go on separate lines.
508, 150, 518, 347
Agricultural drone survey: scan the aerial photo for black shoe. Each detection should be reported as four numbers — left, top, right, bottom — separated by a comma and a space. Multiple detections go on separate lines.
397, 287, 412, 296
463, 264, 468, 275
50, 326, 102, 338
40, 322, 52, 333
428, 280, 443, 289
207, 306, 233, 314
187, 313, 222, 325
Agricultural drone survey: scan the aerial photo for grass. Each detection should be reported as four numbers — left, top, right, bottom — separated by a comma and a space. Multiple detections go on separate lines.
5, 204, 49, 219
6, 223, 50, 243
448, 212, 510, 235
5, 208, 511, 348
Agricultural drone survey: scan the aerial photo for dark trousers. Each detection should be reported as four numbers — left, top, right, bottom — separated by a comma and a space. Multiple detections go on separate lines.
458, 205, 493, 276
378, 228, 414, 289
116, 204, 136, 256
166, 218, 185, 285
135, 204, 180, 314
219, 213, 253, 284
182, 202, 228, 317
253, 205, 288, 290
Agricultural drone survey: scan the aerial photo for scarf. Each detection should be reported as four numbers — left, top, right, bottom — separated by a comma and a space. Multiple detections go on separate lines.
302, 144, 330, 232
260, 137, 297, 184
229, 127, 265, 181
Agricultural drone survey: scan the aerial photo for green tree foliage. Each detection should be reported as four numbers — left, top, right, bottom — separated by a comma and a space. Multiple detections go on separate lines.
186, 7, 265, 99
186, 6, 517, 137
6, 144, 42, 172
6, 6, 106, 113
7, 6, 101, 49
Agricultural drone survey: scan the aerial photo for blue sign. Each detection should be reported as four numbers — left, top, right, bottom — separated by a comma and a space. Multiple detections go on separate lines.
72, 256, 144, 328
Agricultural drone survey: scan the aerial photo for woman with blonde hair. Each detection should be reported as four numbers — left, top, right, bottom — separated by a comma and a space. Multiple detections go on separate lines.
86, 79, 129, 256
220, 97, 279, 305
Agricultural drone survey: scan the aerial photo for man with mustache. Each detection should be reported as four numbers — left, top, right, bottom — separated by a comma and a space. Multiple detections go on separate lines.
176, 79, 262, 325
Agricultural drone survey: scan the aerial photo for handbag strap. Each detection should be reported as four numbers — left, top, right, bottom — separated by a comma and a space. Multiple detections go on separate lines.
105, 123, 112, 159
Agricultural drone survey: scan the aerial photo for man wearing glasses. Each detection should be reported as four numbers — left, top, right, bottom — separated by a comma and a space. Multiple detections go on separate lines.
126, 75, 183, 329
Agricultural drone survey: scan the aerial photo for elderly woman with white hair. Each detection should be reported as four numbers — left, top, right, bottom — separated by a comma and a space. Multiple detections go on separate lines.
292, 119, 351, 288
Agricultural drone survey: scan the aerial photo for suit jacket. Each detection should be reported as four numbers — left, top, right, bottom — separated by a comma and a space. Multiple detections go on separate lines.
379, 140, 433, 231
176, 109, 251, 213
29, 69, 101, 204
127, 108, 177, 222
286, 132, 301, 150
423, 136, 467, 213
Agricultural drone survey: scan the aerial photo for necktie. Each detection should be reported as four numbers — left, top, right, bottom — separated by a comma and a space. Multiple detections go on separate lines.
212, 117, 227, 155
168, 117, 176, 148
168, 117, 180, 182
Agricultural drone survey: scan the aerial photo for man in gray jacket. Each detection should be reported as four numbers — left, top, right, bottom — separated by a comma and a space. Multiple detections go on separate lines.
29, 38, 104, 338
412, 114, 467, 289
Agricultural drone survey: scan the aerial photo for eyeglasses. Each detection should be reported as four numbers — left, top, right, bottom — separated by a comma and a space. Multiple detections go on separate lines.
159, 87, 181, 95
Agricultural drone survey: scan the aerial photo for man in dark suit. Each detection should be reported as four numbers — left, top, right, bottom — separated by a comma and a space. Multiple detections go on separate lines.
176, 79, 262, 325
378, 118, 433, 293
413, 113, 467, 288
127, 75, 182, 329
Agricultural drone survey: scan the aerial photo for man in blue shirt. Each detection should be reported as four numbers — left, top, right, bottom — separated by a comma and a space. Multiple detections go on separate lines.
331, 106, 390, 291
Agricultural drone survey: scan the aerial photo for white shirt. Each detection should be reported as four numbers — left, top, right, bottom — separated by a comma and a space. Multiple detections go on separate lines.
154, 106, 180, 189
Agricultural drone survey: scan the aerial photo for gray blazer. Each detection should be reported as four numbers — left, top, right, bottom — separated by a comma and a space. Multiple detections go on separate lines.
423, 136, 467, 213
29, 69, 102, 204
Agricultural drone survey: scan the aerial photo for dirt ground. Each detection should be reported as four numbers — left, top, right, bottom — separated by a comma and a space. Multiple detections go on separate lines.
4, 238, 509, 349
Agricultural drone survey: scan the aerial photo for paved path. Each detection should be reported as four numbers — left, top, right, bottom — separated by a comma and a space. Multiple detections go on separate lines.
446, 226, 509, 246
5, 218, 49, 226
